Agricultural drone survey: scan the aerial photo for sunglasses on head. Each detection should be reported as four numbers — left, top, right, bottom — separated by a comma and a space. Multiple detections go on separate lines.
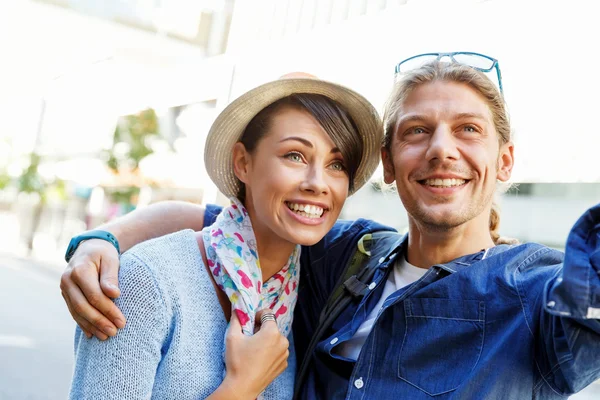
394, 52, 503, 94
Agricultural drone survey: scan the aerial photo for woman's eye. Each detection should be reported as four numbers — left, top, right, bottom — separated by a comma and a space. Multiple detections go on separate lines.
330, 161, 346, 171
285, 152, 303, 162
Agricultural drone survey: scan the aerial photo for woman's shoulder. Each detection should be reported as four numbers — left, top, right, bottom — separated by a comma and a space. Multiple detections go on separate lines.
124, 230, 202, 271
120, 229, 212, 296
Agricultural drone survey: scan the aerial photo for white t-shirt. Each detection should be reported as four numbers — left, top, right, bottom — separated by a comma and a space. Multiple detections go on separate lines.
335, 257, 428, 360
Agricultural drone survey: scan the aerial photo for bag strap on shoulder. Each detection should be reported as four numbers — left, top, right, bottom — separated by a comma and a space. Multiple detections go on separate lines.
327, 233, 373, 304
293, 230, 403, 398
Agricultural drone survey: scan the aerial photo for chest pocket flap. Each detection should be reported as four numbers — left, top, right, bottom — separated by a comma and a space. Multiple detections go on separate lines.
398, 298, 486, 396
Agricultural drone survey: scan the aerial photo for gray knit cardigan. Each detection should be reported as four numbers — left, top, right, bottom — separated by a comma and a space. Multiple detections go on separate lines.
69, 229, 296, 399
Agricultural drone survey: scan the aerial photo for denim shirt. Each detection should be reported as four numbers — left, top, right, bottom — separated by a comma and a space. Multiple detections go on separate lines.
203, 204, 600, 399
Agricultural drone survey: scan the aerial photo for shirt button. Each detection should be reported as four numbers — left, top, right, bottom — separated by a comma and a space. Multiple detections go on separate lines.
354, 377, 364, 389
330, 337, 339, 345
378, 257, 385, 264
547, 301, 556, 308
368, 282, 376, 290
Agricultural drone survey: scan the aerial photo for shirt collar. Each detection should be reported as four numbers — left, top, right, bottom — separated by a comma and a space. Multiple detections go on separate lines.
379, 233, 408, 265
386, 236, 514, 274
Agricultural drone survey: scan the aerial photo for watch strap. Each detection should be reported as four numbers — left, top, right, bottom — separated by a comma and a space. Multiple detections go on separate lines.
65, 230, 121, 263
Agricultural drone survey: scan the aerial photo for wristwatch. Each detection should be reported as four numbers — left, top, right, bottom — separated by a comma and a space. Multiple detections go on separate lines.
64, 230, 121, 263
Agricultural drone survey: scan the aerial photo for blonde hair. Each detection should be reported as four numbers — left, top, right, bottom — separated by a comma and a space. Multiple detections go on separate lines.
383, 61, 516, 245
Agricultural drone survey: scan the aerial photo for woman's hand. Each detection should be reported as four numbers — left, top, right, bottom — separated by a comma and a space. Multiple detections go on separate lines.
210, 309, 290, 400
60, 239, 126, 340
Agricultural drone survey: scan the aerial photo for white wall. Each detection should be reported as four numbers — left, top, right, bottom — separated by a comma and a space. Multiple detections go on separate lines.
226, 0, 600, 183
0, 1, 235, 158
341, 183, 600, 248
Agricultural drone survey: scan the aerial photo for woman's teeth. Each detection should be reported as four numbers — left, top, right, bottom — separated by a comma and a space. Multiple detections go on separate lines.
423, 178, 466, 188
286, 202, 324, 218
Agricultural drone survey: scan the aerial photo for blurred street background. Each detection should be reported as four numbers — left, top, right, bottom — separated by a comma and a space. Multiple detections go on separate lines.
1, 0, 599, 399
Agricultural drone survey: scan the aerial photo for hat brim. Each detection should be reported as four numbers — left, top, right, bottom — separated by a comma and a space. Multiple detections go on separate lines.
204, 78, 383, 198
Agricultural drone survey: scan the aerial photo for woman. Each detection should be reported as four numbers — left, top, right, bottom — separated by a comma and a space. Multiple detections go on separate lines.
68, 75, 382, 399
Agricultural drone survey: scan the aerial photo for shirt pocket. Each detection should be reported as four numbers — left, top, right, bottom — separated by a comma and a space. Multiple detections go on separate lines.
397, 298, 485, 396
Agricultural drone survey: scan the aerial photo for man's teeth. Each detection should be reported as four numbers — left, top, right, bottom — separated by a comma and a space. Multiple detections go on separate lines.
423, 178, 466, 187
286, 203, 324, 218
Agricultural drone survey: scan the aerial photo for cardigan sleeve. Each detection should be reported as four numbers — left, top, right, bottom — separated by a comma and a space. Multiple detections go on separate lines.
69, 251, 169, 400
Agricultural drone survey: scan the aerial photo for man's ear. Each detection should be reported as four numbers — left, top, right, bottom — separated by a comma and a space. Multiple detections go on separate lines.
381, 147, 396, 184
497, 141, 514, 182
232, 142, 251, 184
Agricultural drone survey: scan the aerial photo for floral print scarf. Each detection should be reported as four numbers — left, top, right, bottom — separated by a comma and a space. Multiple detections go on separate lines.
202, 197, 300, 337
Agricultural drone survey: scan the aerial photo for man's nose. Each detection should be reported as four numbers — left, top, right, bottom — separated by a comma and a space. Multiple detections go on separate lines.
425, 125, 460, 163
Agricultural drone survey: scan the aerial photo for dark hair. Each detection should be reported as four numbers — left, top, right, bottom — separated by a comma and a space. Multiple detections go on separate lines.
237, 93, 363, 200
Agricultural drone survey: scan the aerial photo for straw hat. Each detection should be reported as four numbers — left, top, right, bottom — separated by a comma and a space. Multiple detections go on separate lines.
204, 74, 383, 198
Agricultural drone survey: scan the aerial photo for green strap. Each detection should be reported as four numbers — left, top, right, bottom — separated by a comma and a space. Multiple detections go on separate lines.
293, 231, 402, 399
328, 233, 373, 306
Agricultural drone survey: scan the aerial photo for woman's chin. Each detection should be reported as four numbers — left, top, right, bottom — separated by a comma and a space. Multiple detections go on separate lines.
283, 224, 333, 247
290, 237, 323, 247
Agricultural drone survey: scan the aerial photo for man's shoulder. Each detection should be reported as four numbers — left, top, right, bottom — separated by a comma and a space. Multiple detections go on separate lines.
490, 242, 564, 274
517, 242, 563, 263
300, 218, 397, 269
203, 203, 223, 227
322, 218, 397, 246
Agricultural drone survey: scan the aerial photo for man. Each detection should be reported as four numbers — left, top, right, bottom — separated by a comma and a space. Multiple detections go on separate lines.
61, 56, 600, 399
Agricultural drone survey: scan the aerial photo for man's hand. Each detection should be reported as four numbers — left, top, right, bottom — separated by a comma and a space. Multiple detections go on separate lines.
60, 239, 126, 340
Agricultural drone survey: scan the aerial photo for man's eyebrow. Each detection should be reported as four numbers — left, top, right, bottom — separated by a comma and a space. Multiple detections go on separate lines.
453, 112, 488, 121
279, 136, 342, 154
396, 112, 488, 127
396, 114, 428, 126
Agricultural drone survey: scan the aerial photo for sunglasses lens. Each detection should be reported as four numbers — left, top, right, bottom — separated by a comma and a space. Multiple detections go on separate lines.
397, 54, 439, 74
452, 53, 495, 71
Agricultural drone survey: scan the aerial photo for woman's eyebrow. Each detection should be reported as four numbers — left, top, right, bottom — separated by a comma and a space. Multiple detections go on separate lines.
279, 136, 341, 154
279, 136, 313, 147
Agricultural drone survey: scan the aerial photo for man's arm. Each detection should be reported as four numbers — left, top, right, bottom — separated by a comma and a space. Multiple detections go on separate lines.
526, 203, 600, 395
100, 200, 207, 252
60, 201, 209, 339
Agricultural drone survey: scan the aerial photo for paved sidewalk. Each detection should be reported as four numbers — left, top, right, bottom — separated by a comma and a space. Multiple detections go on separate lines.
0, 210, 66, 273
0, 255, 75, 399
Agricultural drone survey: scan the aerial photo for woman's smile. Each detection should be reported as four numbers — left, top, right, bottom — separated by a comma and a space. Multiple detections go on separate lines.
284, 201, 328, 226
239, 107, 349, 247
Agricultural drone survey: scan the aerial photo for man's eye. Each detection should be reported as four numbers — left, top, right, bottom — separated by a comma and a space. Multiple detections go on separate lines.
463, 125, 478, 133
285, 152, 303, 162
410, 127, 426, 135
